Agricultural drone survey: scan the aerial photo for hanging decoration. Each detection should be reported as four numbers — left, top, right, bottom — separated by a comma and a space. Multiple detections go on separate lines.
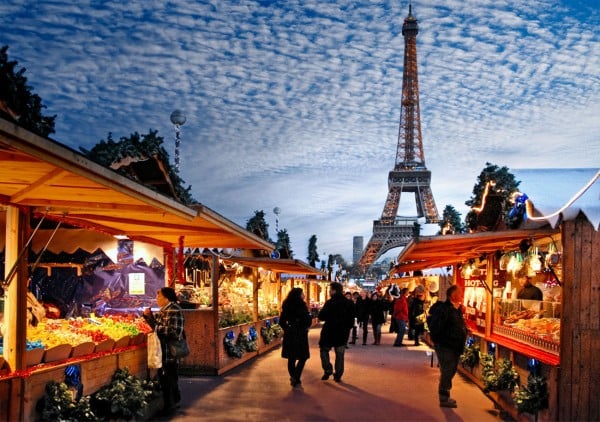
508, 192, 529, 228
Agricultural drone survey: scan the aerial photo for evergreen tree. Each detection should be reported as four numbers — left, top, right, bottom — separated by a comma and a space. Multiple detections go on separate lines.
331, 254, 348, 269
438, 205, 465, 234
0, 45, 56, 137
274, 229, 293, 259
464, 162, 520, 231
246, 210, 271, 242
327, 254, 334, 281
307, 235, 319, 267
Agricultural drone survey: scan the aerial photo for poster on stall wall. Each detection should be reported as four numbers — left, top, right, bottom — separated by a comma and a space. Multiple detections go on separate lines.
457, 265, 487, 334
128, 273, 146, 295
457, 263, 507, 334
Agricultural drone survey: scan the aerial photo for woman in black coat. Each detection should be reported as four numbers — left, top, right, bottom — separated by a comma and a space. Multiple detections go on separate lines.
369, 292, 386, 345
409, 290, 426, 346
280, 287, 313, 387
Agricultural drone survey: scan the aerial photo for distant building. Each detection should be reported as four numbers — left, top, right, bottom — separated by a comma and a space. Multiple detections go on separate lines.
352, 236, 363, 265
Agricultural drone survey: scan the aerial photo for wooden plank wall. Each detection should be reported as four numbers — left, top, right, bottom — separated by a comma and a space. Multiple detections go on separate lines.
559, 214, 600, 421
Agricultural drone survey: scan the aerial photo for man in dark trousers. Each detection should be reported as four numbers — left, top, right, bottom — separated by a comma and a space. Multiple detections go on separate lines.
429, 285, 468, 408
318, 282, 355, 382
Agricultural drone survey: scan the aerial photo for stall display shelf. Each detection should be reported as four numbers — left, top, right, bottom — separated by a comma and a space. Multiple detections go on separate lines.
130, 332, 146, 345
493, 325, 559, 354
114, 335, 131, 349
25, 348, 45, 367
71, 341, 96, 357
94, 338, 115, 353
43, 344, 73, 363
488, 334, 559, 366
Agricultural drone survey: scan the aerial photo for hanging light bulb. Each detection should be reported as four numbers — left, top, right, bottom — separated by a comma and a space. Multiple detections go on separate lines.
507, 252, 517, 273
528, 247, 542, 273
499, 252, 509, 270
461, 262, 472, 278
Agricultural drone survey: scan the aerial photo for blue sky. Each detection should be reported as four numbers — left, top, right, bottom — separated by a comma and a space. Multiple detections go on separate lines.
1, 0, 598, 263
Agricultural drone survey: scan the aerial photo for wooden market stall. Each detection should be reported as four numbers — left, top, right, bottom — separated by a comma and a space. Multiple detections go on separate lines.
0, 117, 273, 420
392, 169, 600, 422
177, 254, 326, 375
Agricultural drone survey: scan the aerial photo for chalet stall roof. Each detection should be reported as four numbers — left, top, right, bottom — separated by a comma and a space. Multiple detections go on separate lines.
220, 256, 326, 276
392, 229, 560, 274
0, 118, 273, 251
393, 168, 599, 274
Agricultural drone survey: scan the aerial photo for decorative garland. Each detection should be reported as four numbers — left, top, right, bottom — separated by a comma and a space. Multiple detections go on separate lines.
514, 373, 549, 415
270, 323, 283, 339
223, 330, 244, 358
260, 323, 274, 344
480, 354, 520, 392
260, 320, 284, 344
238, 328, 258, 352
460, 342, 480, 370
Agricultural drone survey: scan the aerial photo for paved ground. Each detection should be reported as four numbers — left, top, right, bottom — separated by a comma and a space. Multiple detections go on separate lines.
167, 324, 508, 422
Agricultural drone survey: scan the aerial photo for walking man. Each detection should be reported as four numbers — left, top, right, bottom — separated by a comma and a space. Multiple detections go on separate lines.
318, 282, 355, 382
429, 285, 468, 408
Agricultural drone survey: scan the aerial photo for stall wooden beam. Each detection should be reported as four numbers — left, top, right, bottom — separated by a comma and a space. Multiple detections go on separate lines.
3, 206, 28, 373
211, 254, 219, 371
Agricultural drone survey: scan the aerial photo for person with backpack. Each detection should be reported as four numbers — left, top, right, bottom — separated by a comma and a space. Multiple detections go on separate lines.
427, 284, 467, 408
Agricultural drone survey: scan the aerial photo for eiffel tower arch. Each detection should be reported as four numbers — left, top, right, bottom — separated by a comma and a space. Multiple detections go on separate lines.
358, 5, 439, 271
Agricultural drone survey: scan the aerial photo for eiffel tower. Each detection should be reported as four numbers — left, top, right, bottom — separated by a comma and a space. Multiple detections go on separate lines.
358, 4, 439, 271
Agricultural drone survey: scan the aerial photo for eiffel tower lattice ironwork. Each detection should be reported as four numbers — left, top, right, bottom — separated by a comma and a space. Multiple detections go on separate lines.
358, 5, 439, 271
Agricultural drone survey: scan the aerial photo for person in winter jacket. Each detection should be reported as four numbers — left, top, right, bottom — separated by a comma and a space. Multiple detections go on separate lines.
409, 289, 426, 346
143, 287, 184, 416
369, 292, 386, 345
318, 282, 355, 382
280, 287, 313, 387
431, 285, 468, 408
393, 288, 409, 347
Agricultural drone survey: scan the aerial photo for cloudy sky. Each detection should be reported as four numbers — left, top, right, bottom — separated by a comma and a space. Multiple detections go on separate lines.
1, 0, 598, 263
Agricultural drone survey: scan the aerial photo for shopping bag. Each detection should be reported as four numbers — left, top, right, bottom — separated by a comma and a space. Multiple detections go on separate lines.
147, 332, 163, 369
168, 331, 190, 359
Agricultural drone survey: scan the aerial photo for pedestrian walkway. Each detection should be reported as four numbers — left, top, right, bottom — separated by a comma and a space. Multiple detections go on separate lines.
169, 324, 508, 421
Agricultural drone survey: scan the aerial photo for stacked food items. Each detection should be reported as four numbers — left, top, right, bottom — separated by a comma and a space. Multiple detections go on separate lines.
508, 316, 561, 341
503, 309, 539, 324
26, 315, 151, 351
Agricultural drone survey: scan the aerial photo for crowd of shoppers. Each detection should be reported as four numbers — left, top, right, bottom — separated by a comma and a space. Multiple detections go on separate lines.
280, 282, 467, 407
